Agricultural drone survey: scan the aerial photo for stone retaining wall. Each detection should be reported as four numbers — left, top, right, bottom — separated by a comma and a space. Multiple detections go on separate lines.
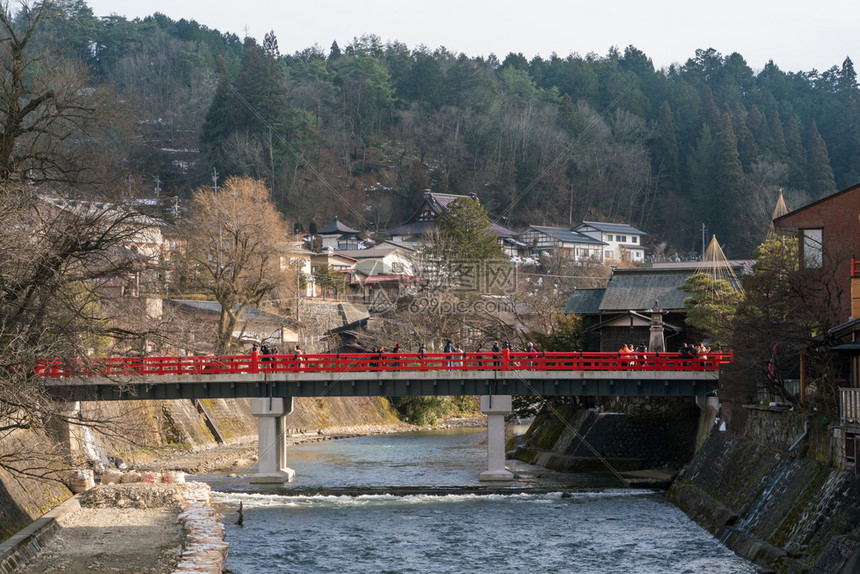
0, 497, 80, 574
669, 407, 860, 573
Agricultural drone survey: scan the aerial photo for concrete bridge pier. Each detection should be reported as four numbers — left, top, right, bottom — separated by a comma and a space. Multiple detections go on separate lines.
479, 395, 514, 481
249, 397, 295, 484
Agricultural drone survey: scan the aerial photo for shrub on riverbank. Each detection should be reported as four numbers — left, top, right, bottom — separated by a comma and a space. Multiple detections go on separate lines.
389, 396, 480, 426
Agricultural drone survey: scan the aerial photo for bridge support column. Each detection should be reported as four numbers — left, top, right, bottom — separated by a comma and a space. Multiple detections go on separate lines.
249, 397, 295, 484
479, 395, 514, 481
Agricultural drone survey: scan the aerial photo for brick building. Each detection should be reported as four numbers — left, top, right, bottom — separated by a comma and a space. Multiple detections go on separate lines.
773, 181, 860, 325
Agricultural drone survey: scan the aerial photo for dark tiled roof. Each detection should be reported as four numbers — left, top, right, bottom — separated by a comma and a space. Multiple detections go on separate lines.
530, 226, 606, 245
575, 221, 645, 236
318, 216, 359, 235
564, 289, 606, 315
598, 268, 694, 311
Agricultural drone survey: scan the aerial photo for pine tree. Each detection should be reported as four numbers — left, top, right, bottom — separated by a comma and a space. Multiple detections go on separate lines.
200, 56, 237, 164
714, 112, 744, 245
770, 110, 788, 160
731, 102, 757, 170
700, 86, 721, 131
746, 104, 770, 157
652, 100, 680, 195
688, 124, 717, 232
806, 121, 837, 197
436, 197, 502, 262
784, 117, 807, 191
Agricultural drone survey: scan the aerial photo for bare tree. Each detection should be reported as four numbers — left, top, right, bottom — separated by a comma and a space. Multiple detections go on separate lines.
178, 176, 294, 353
0, 187, 162, 481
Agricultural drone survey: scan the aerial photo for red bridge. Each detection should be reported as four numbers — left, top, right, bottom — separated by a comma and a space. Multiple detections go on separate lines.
39, 350, 730, 402
37, 349, 730, 484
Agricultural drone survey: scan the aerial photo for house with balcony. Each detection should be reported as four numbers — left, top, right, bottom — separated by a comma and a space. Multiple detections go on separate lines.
573, 221, 647, 262
519, 225, 606, 261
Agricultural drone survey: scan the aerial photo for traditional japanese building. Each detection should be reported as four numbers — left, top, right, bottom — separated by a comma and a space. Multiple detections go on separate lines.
387, 190, 516, 248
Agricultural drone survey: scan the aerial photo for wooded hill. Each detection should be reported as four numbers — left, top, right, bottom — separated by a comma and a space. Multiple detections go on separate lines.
34, 1, 860, 257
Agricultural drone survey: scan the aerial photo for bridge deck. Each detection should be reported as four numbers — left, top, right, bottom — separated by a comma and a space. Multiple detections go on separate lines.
39, 351, 726, 401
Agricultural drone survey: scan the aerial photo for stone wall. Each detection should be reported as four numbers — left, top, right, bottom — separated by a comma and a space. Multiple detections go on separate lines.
669, 406, 860, 573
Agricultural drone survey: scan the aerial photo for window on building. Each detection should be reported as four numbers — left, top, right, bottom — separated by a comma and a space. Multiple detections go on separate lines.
801, 228, 823, 268
631, 236, 638, 244
618, 235, 627, 243
606, 234, 613, 241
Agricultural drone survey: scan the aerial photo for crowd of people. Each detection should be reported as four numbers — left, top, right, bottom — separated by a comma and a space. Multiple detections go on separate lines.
247, 340, 714, 363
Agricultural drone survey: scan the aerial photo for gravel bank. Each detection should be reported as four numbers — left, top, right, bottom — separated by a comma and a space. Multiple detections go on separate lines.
13, 484, 187, 574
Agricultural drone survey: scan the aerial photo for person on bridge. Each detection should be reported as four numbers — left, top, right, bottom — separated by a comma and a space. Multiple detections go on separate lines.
392, 342, 401, 368
619, 344, 634, 367
444, 340, 454, 368
527, 342, 539, 369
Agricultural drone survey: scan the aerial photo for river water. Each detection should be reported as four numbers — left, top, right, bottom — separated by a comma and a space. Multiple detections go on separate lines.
204, 429, 755, 574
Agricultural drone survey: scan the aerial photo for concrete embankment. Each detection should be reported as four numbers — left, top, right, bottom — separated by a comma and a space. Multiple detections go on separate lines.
509, 398, 703, 482
668, 406, 860, 573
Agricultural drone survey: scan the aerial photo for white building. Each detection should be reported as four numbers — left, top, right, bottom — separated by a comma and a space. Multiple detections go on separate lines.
573, 221, 647, 262
519, 225, 606, 261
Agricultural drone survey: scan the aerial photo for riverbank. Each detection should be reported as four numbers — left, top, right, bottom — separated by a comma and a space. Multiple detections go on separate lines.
668, 406, 860, 573
3, 417, 487, 574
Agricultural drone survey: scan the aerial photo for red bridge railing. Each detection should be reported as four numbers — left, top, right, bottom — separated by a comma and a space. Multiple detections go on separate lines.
36, 350, 732, 378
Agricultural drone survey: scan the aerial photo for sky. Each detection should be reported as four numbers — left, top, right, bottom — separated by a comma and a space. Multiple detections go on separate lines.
85, 0, 857, 74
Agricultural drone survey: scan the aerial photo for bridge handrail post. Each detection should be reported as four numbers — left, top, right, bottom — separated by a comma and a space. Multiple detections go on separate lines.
502, 348, 511, 371
251, 350, 259, 374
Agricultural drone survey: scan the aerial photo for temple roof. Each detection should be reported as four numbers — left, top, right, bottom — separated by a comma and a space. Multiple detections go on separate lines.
318, 216, 359, 235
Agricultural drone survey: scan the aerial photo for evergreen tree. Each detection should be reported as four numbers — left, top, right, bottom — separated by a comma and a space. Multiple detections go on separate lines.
784, 117, 807, 191
806, 121, 837, 197
233, 37, 287, 132
731, 102, 757, 170
263, 30, 279, 58
688, 124, 718, 239
700, 86, 721, 131
714, 112, 744, 247
652, 100, 680, 195
746, 104, 771, 158
328, 40, 341, 60
770, 110, 788, 160
200, 56, 237, 163
436, 197, 502, 262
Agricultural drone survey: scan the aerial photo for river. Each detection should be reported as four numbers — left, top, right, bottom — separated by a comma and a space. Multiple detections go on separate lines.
204, 428, 756, 574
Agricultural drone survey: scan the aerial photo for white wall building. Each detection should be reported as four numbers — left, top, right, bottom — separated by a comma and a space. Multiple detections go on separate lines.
573, 221, 647, 262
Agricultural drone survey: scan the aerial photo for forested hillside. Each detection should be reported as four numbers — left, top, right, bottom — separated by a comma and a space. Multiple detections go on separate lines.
34, 1, 860, 257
